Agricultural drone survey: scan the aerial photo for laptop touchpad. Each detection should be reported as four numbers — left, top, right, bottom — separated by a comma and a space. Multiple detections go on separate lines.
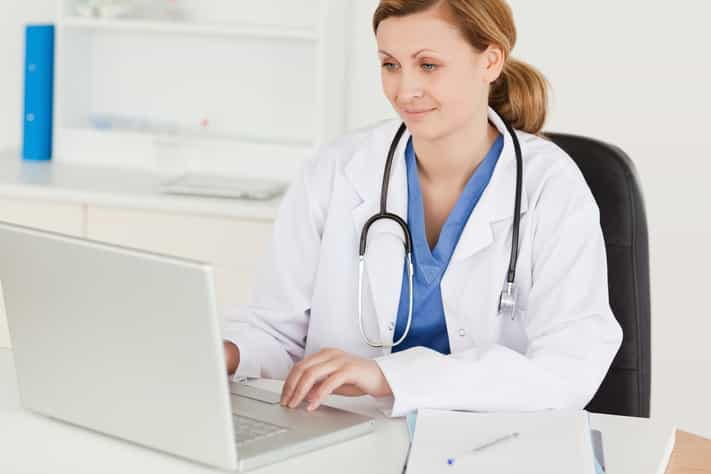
230, 383, 281, 405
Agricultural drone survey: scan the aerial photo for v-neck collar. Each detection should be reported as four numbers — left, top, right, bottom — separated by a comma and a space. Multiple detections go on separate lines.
405, 133, 504, 283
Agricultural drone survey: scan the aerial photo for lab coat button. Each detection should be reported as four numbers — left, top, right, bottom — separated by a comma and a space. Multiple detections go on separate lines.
458, 328, 466, 337
388, 322, 394, 331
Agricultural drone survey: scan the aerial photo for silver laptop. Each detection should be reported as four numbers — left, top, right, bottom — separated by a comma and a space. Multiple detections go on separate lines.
0, 220, 374, 471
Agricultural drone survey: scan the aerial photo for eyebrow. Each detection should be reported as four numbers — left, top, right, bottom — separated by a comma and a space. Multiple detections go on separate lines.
378, 48, 438, 59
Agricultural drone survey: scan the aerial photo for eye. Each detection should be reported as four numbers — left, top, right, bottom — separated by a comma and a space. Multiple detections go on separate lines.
381, 62, 399, 71
421, 63, 437, 72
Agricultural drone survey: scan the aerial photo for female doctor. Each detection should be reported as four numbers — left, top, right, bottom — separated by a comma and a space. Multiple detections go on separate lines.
222, 0, 623, 418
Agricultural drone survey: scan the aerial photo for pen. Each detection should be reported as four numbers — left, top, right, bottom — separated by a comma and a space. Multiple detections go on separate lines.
447, 432, 520, 466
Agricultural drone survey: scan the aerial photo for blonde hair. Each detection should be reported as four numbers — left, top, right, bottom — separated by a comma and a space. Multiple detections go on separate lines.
373, 0, 549, 135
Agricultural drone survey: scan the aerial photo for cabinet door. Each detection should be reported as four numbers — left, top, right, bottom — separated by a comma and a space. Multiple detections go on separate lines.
86, 205, 274, 313
0, 197, 85, 236
0, 280, 8, 349
0, 197, 86, 348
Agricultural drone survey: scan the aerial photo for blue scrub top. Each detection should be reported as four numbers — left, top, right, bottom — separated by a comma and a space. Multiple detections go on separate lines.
392, 133, 504, 354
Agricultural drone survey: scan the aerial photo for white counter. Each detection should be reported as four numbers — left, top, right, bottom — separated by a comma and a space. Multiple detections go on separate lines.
0, 149, 282, 221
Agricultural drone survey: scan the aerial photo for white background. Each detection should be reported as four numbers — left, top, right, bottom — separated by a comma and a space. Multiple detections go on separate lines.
1, 1, 710, 437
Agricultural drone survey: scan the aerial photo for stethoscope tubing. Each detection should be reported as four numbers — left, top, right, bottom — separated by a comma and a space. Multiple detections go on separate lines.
358, 120, 523, 348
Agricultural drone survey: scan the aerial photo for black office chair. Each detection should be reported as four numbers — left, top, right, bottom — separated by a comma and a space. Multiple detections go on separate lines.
545, 133, 651, 418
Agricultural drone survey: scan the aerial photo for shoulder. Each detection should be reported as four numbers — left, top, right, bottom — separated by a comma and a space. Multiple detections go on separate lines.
517, 130, 596, 213
307, 118, 398, 169
300, 118, 399, 187
280, 118, 399, 218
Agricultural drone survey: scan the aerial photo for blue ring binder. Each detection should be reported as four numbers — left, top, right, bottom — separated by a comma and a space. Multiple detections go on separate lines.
22, 24, 55, 161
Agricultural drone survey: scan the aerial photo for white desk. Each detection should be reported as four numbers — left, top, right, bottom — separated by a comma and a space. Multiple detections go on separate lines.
0, 348, 672, 473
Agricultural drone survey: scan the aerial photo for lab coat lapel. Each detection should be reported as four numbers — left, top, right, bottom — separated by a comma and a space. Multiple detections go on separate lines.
450, 107, 529, 263
343, 110, 530, 344
346, 121, 410, 350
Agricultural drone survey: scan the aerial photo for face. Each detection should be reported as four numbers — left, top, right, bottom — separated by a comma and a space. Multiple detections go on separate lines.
376, 5, 504, 141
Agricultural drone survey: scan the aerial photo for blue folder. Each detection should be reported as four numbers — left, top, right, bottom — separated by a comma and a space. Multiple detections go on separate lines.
22, 24, 55, 161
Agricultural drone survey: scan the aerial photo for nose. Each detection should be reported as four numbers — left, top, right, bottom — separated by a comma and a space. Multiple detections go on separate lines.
395, 69, 425, 103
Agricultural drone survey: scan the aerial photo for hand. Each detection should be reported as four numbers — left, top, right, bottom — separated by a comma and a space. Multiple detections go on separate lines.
280, 348, 393, 412
223, 341, 240, 375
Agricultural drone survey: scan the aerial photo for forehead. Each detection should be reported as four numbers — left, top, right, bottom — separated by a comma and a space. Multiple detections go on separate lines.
376, 7, 465, 56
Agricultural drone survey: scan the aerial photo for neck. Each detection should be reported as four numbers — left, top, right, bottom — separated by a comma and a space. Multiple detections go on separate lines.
412, 110, 499, 189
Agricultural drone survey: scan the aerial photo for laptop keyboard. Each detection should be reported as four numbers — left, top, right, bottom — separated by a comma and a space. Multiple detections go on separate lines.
233, 414, 288, 446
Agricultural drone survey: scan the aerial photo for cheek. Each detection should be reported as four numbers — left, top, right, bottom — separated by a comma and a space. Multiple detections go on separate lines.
381, 75, 398, 102
437, 74, 482, 113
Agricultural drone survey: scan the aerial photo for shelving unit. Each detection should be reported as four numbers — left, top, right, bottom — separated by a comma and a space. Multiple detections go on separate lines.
52, 0, 349, 181
60, 17, 321, 40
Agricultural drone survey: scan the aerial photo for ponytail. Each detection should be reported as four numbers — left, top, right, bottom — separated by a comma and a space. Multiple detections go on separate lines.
490, 57, 550, 135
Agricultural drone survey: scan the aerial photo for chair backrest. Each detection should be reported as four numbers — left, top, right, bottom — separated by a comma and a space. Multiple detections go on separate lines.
545, 133, 651, 418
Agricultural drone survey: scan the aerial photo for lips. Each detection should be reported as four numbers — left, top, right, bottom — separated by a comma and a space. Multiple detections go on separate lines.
403, 108, 435, 118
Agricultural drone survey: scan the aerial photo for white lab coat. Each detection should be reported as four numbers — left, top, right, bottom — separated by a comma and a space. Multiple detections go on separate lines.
223, 107, 623, 418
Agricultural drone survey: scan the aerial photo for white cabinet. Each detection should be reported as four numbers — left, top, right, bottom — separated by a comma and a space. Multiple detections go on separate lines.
0, 196, 85, 236
53, 0, 349, 178
86, 205, 273, 313
1, 0, 335, 348
0, 197, 86, 348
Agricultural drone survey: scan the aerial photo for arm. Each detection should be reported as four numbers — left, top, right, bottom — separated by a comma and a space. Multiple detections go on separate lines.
375, 162, 624, 417
221, 159, 327, 380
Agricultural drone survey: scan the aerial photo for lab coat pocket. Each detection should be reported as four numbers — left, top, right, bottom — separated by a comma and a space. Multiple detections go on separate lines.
498, 305, 529, 355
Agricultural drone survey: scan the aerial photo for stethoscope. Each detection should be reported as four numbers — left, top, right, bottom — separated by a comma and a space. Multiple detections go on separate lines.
357, 120, 524, 348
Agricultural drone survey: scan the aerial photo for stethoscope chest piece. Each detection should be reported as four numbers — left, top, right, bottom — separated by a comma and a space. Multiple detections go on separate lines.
498, 282, 517, 320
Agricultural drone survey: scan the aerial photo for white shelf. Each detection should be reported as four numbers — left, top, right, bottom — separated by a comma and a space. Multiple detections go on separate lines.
64, 126, 316, 150
60, 16, 320, 41
55, 127, 315, 180
152, 132, 315, 150
53, 0, 349, 174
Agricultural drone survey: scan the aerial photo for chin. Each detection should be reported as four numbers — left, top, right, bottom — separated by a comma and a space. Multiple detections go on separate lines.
404, 119, 445, 142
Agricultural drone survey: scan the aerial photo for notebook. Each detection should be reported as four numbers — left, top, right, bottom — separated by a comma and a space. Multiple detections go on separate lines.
404, 409, 596, 474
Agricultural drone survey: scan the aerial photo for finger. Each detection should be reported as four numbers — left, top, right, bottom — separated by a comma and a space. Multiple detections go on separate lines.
287, 358, 345, 409
304, 383, 322, 402
281, 349, 339, 405
331, 384, 367, 396
306, 383, 364, 401
307, 370, 352, 411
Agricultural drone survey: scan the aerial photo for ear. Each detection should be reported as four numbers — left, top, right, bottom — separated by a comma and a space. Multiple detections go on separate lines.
483, 44, 505, 83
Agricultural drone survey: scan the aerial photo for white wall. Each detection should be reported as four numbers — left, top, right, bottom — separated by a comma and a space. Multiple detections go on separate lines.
1, 0, 710, 437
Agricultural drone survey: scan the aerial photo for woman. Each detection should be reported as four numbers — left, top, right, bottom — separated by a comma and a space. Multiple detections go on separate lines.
222, 0, 622, 417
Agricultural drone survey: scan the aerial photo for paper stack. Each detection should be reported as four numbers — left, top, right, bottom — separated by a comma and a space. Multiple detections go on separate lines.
406, 409, 596, 474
